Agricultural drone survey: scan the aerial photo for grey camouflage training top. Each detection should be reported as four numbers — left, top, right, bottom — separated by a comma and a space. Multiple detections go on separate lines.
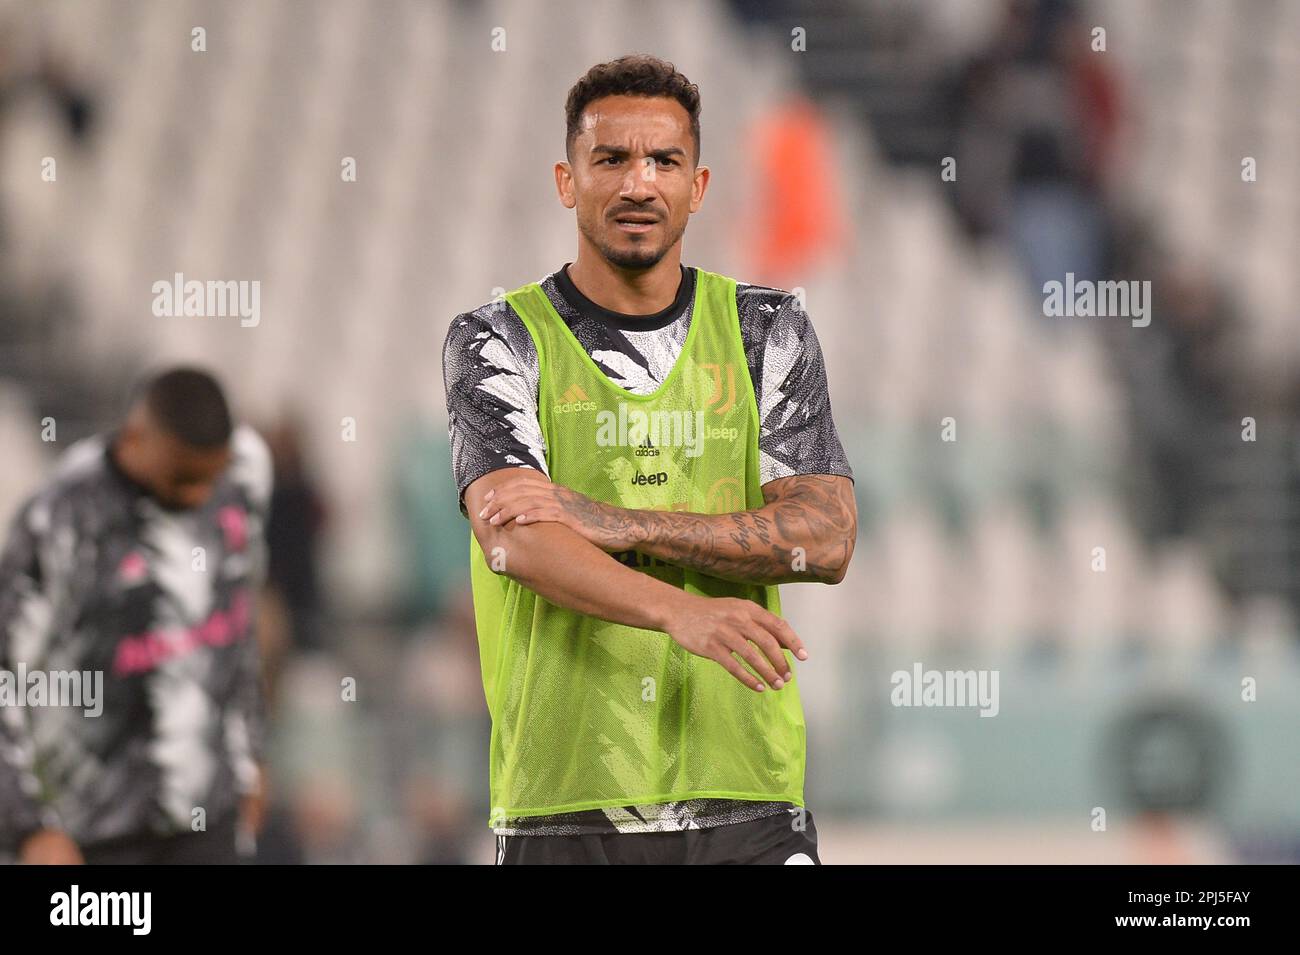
0, 426, 271, 852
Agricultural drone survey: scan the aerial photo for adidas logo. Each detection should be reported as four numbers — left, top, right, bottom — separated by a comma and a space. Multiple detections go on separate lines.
553, 383, 597, 413
634, 435, 660, 457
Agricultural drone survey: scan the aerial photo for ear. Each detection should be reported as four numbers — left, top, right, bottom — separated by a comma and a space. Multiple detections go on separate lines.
689, 164, 710, 213
555, 160, 576, 210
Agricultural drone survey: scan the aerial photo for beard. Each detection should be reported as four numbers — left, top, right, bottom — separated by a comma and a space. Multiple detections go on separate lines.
581, 214, 686, 271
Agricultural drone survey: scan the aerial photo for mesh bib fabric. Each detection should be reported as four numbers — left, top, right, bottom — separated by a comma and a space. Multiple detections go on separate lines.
468, 268, 806, 824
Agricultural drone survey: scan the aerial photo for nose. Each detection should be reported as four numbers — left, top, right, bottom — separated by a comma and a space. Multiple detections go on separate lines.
619, 159, 658, 201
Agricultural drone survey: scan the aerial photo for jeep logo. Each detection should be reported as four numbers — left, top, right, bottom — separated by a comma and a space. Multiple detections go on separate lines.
631, 472, 669, 486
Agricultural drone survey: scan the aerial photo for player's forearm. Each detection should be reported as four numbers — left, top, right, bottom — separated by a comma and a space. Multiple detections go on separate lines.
624, 510, 841, 584
0, 683, 52, 849
475, 521, 687, 632
0, 757, 49, 852
622, 475, 857, 585
226, 622, 265, 794
0, 558, 61, 844
476, 472, 857, 588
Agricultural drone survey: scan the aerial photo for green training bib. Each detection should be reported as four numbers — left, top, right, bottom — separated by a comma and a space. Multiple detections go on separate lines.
468, 267, 806, 823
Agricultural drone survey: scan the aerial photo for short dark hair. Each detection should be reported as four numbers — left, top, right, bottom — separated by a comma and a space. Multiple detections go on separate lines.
140, 367, 233, 448
565, 54, 701, 166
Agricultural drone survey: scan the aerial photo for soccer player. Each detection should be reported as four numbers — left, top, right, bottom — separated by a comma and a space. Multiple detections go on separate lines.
443, 55, 857, 864
0, 368, 271, 864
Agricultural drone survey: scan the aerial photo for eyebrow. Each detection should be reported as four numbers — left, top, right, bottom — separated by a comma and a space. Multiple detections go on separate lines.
590, 144, 687, 161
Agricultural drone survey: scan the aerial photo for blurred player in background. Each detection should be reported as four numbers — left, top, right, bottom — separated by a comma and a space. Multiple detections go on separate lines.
443, 55, 857, 864
0, 368, 271, 864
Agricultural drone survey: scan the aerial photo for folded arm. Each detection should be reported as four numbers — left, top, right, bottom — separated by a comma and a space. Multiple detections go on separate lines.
478, 471, 857, 586
465, 468, 809, 692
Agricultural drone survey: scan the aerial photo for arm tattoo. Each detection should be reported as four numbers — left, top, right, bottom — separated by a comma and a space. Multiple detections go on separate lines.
620, 474, 856, 585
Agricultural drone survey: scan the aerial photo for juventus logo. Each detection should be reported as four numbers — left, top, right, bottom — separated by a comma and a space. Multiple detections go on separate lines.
702, 363, 736, 415
705, 477, 744, 513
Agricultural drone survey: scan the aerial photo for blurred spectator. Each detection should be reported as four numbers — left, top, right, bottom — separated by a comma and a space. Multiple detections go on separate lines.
950, 0, 1121, 294
0, 25, 95, 251
264, 414, 328, 653
742, 94, 849, 287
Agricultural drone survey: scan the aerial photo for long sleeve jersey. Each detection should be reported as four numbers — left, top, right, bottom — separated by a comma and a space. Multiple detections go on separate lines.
0, 426, 272, 852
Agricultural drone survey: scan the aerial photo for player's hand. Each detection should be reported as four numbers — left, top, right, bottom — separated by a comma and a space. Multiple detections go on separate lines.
239, 763, 269, 837
19, 828, 84, 865
477, 471, 637, 551
661, 595, 808, 692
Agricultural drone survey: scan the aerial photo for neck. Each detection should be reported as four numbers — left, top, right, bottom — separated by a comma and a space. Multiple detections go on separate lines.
567, 242, 683, 315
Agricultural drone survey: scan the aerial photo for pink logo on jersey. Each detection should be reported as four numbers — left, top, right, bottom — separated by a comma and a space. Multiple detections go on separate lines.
117, 551, 148, 585
218, 505, 248, 551
111, 588, 252, 676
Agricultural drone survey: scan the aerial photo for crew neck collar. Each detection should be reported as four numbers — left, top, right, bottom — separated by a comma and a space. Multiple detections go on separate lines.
555, 262, 694, 332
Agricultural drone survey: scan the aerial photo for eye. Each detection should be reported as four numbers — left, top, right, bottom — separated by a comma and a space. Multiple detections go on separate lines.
658, 157, 677, 166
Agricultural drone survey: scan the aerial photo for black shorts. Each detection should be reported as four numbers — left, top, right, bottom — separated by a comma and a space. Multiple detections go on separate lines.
496, 809, 821, 865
